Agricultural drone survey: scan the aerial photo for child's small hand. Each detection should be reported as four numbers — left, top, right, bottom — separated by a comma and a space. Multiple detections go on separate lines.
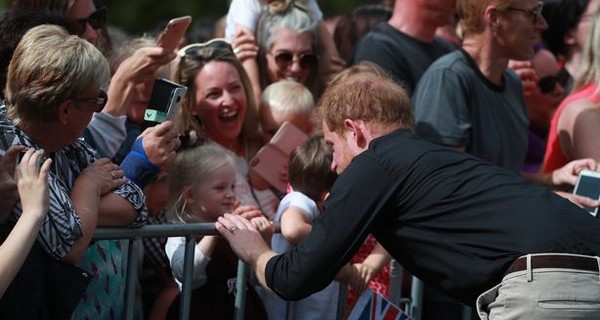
15, 149, 52, 222
231, 27, 258, 62
347, 263, 373, 294
232, 205, 263, 220
250, 216, 274, 244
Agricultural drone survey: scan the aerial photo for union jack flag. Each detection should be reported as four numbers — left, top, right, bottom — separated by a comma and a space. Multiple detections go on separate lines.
347, 288, 412, 320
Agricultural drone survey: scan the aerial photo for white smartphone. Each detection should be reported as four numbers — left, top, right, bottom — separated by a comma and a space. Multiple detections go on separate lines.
144, 78, 187, 124
156, 16, 192, 52
573, 170, 600, 216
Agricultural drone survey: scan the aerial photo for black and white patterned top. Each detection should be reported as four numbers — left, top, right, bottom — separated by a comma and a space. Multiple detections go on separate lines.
0, 106, 148, 260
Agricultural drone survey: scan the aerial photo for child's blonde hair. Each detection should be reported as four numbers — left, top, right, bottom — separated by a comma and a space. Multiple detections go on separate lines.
259, 80, 314, 118
167, 142, 236, 223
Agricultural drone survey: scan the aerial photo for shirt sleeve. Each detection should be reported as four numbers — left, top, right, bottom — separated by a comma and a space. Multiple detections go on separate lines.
225, 0, 261, 39
265, 154, 398, 300
165, 236, 211, 290
33, 174, 84, 260
0, 111, 146, 260
110, 181, 148, 227
90, 133, 149, 228
413, 65, 471, 147
85, 112, 127, 159
0, 131, 84, 260
278, 192, 318, 221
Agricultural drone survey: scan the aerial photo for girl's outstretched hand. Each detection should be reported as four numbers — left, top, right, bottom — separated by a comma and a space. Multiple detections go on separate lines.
232, 204, 264, 220
250, 216, 274, 244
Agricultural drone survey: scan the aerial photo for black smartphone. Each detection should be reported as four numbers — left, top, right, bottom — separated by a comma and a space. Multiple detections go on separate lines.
144, 78, 187, 125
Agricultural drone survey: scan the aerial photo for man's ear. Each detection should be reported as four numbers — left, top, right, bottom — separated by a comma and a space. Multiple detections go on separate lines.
343, 118, 367, 148
484, 5, 500, 33
56, 100, 71, 125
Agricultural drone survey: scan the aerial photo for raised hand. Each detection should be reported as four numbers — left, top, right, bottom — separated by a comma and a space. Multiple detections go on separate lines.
140, 120, 181, 170
231, 27, 258, 63
232, 204, 264, 220
15, 149, 52, 222
216, 213, 271, 263
250, 216, 274, 244
104, 47, 177, 117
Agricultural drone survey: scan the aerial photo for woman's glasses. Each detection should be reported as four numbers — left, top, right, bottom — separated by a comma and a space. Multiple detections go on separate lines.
538, 69, 569, 94
273, 51, 319, 70
177, 38, 233, 57
68, 6, 107, 36
73, 88, 108, 113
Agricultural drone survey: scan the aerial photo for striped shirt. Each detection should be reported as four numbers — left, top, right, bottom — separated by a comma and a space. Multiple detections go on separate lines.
0, 106, 147, 259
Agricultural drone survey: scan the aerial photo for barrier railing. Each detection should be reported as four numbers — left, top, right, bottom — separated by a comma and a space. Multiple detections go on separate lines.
93, 223, 423, 320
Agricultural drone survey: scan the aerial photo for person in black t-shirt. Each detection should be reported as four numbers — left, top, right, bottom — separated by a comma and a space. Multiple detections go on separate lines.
215, 63, 600, 320
350, 0, 457, 96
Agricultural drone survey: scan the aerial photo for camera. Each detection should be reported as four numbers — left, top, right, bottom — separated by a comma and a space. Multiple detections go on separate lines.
144, 78, 187, 124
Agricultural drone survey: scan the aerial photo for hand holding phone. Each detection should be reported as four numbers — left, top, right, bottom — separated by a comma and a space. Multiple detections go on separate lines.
572, 170, 600, 216
156, 16, 192, 52
144, 78, 187, 125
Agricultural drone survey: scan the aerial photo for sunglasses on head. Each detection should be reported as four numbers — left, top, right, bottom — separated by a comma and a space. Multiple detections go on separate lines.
73, 88, 108, 113
177, 38, 233, 57
538, 68, 570, 94
273, 51, 319, 70
68, 6, 107, 36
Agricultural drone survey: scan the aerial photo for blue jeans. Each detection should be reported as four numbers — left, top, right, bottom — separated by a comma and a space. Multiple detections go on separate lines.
477, 253, 600, 320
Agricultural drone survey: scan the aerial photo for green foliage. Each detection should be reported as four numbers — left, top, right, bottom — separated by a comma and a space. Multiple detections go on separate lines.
0, 0, 10, 11
101, 0, 230, 36
319, 0, 380, 16
100, 0, 380, 36
1, 0, 382, 36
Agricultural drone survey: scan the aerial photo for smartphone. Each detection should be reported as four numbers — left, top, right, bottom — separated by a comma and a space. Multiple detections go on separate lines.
144, 78, 187, 124
156, 16, 192, 52
573, 170, 600, 216
249, 122, 309, 193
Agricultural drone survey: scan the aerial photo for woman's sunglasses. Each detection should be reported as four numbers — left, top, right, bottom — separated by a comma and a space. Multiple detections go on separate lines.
538, 68, 569, 94
177, 38, 233, 57
67, 6, 107, 36
273, 51, 319, 70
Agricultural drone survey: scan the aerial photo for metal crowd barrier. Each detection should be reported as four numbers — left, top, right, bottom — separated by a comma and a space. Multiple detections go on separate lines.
93, 223, 423, 320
